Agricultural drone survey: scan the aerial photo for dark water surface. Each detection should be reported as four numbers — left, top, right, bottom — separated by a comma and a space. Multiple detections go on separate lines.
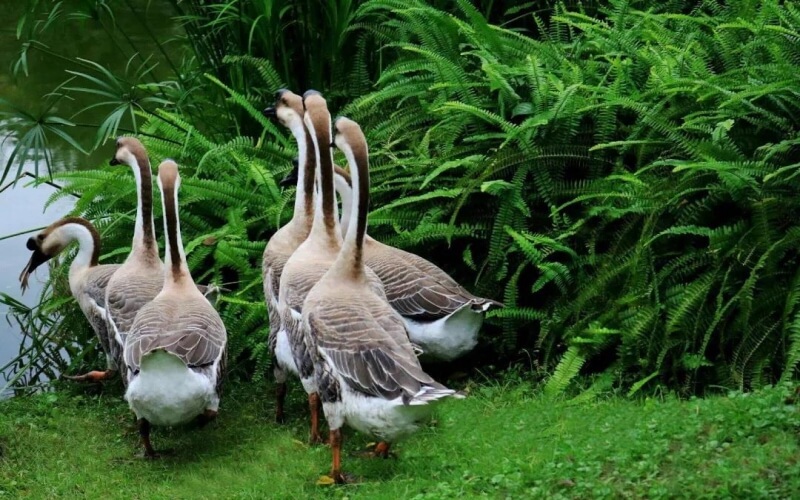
0, 0, 180, 392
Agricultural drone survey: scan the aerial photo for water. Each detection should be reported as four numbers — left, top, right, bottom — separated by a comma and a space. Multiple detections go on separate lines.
0, 0, 179, 391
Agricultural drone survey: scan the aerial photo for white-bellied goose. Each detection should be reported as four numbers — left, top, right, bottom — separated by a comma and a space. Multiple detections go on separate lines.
19, 217, 121, 380
104, 137, 165, 385
303, 117, 462, 484
262, 89, 316, 424
329, 165, 502, 362
124, 160, 227, 458
277, 91, 385, 444
104, 137, 221, 385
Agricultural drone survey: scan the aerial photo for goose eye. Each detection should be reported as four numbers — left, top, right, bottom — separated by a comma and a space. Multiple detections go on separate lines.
37, 234, 45, 241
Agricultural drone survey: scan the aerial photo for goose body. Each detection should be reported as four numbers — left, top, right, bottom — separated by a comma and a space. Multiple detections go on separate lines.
19, 217, 121, 377
333, 168, 501, 361
261, 90, 317, 423
304, 115, 461, 484
104, 137, 165, 384
124, 160, 227, 457
104, 137, 223, 385
277, 91, 384, 444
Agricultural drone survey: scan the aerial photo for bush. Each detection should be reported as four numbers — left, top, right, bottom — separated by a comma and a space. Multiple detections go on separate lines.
3, 0, 800, 395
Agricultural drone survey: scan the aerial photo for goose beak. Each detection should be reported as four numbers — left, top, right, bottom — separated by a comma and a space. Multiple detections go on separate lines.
279, 159, 300, 186
263, 107, 276, 118
109, 157, 120, 166
18, 248, 52, 294
26, 236, 37, 251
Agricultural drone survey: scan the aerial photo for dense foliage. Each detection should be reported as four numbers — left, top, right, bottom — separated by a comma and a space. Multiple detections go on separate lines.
2, 0, 800, 395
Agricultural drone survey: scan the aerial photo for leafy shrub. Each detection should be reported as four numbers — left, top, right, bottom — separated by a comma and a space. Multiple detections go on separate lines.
4, 0, 800, 395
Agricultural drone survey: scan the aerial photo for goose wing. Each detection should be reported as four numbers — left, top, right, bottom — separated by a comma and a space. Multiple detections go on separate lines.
105, 270, 163, 341
83, 264, 120, 311
307, 298, 440, 400
124, 296, 227, 373
367, 244, 498, 321
81, 264, 122, 356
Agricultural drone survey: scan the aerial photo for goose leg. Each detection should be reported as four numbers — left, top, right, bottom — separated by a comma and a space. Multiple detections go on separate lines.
275, 382, 287, 424
329, 428, 354, 484
195, 409, 218, 428
137, 418, 158, 458
309, 393, 326, 445
63, 369, 116, 382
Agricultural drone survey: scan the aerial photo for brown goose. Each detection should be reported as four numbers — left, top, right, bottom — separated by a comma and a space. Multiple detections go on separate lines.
277, 91, 385, 444
283, 159, 502, 362
261, 89, 316, 424
103, 137, 165, 384
104, 137, 221, 384
18, 217, 121, 380
303, 117, 462, 484
124, 160, 227, 458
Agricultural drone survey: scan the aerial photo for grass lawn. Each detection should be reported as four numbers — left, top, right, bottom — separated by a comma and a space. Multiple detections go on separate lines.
0, 378, 798, 499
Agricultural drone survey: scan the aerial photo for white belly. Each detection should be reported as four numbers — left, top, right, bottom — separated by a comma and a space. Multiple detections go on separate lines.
405, 305, 483, 362
275, 328, 299, 376
125, 350, 214, 426
339, 388, 432, 442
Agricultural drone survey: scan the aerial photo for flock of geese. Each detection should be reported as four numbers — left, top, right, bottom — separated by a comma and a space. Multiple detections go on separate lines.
17, 89, 501, 483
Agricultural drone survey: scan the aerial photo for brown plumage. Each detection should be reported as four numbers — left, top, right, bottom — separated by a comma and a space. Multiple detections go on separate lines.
277, 91, 384, 443
261, 89, 317, 424
124, 160, 227, 458
19, 217, 121, 380
303, 116, 461, 484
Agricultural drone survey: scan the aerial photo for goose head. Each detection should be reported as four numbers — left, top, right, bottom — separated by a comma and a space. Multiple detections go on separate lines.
18, 217, 96, 293
332, 116, 368, 164
263, 89, 305, 131
109, 136, 148, 168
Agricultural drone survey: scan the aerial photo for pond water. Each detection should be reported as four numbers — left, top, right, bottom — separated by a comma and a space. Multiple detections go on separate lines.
0, 0, 180, 392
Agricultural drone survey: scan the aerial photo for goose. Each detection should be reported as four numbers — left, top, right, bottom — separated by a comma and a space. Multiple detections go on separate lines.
303, 116, 462, 484
18, 217, 121, 381
105, 137, 221, 384
284, 160, 503, 362
124, 160, 227, 458
277, 91, 385, 444
261, 90, 316, 424
103, 137, 166, 384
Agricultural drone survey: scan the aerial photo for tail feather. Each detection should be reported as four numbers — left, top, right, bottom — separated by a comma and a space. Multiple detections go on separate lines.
470, 298, 504, 312
407, 385, 464, 405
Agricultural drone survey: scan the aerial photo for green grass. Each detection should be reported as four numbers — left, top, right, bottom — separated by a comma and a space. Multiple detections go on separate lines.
0, 379, 798, 499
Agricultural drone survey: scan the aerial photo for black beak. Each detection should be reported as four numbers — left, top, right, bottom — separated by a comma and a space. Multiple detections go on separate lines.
19, 248, 52, 294
109, 157, 120, 166
279, 158, 300, 187
263, 107, 276, 118
26, 236, 37, 251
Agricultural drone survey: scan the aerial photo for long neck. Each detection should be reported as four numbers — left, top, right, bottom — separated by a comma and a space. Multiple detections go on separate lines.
161, 180, 193, 287
129, 156, 159, 261
334, 174, 352, 240
60, 223, 99, 272
331, 145, 368, 278
309, 120, 341, 248
289, 123, 315, 224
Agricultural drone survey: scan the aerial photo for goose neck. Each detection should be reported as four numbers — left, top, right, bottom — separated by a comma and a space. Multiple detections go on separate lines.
307, 116, 342, 247
59, 222, 100, 278
331, 143, 368, 279
129, 155, 159, 261
160, 176, 193, 289
289, 123, 316, 224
